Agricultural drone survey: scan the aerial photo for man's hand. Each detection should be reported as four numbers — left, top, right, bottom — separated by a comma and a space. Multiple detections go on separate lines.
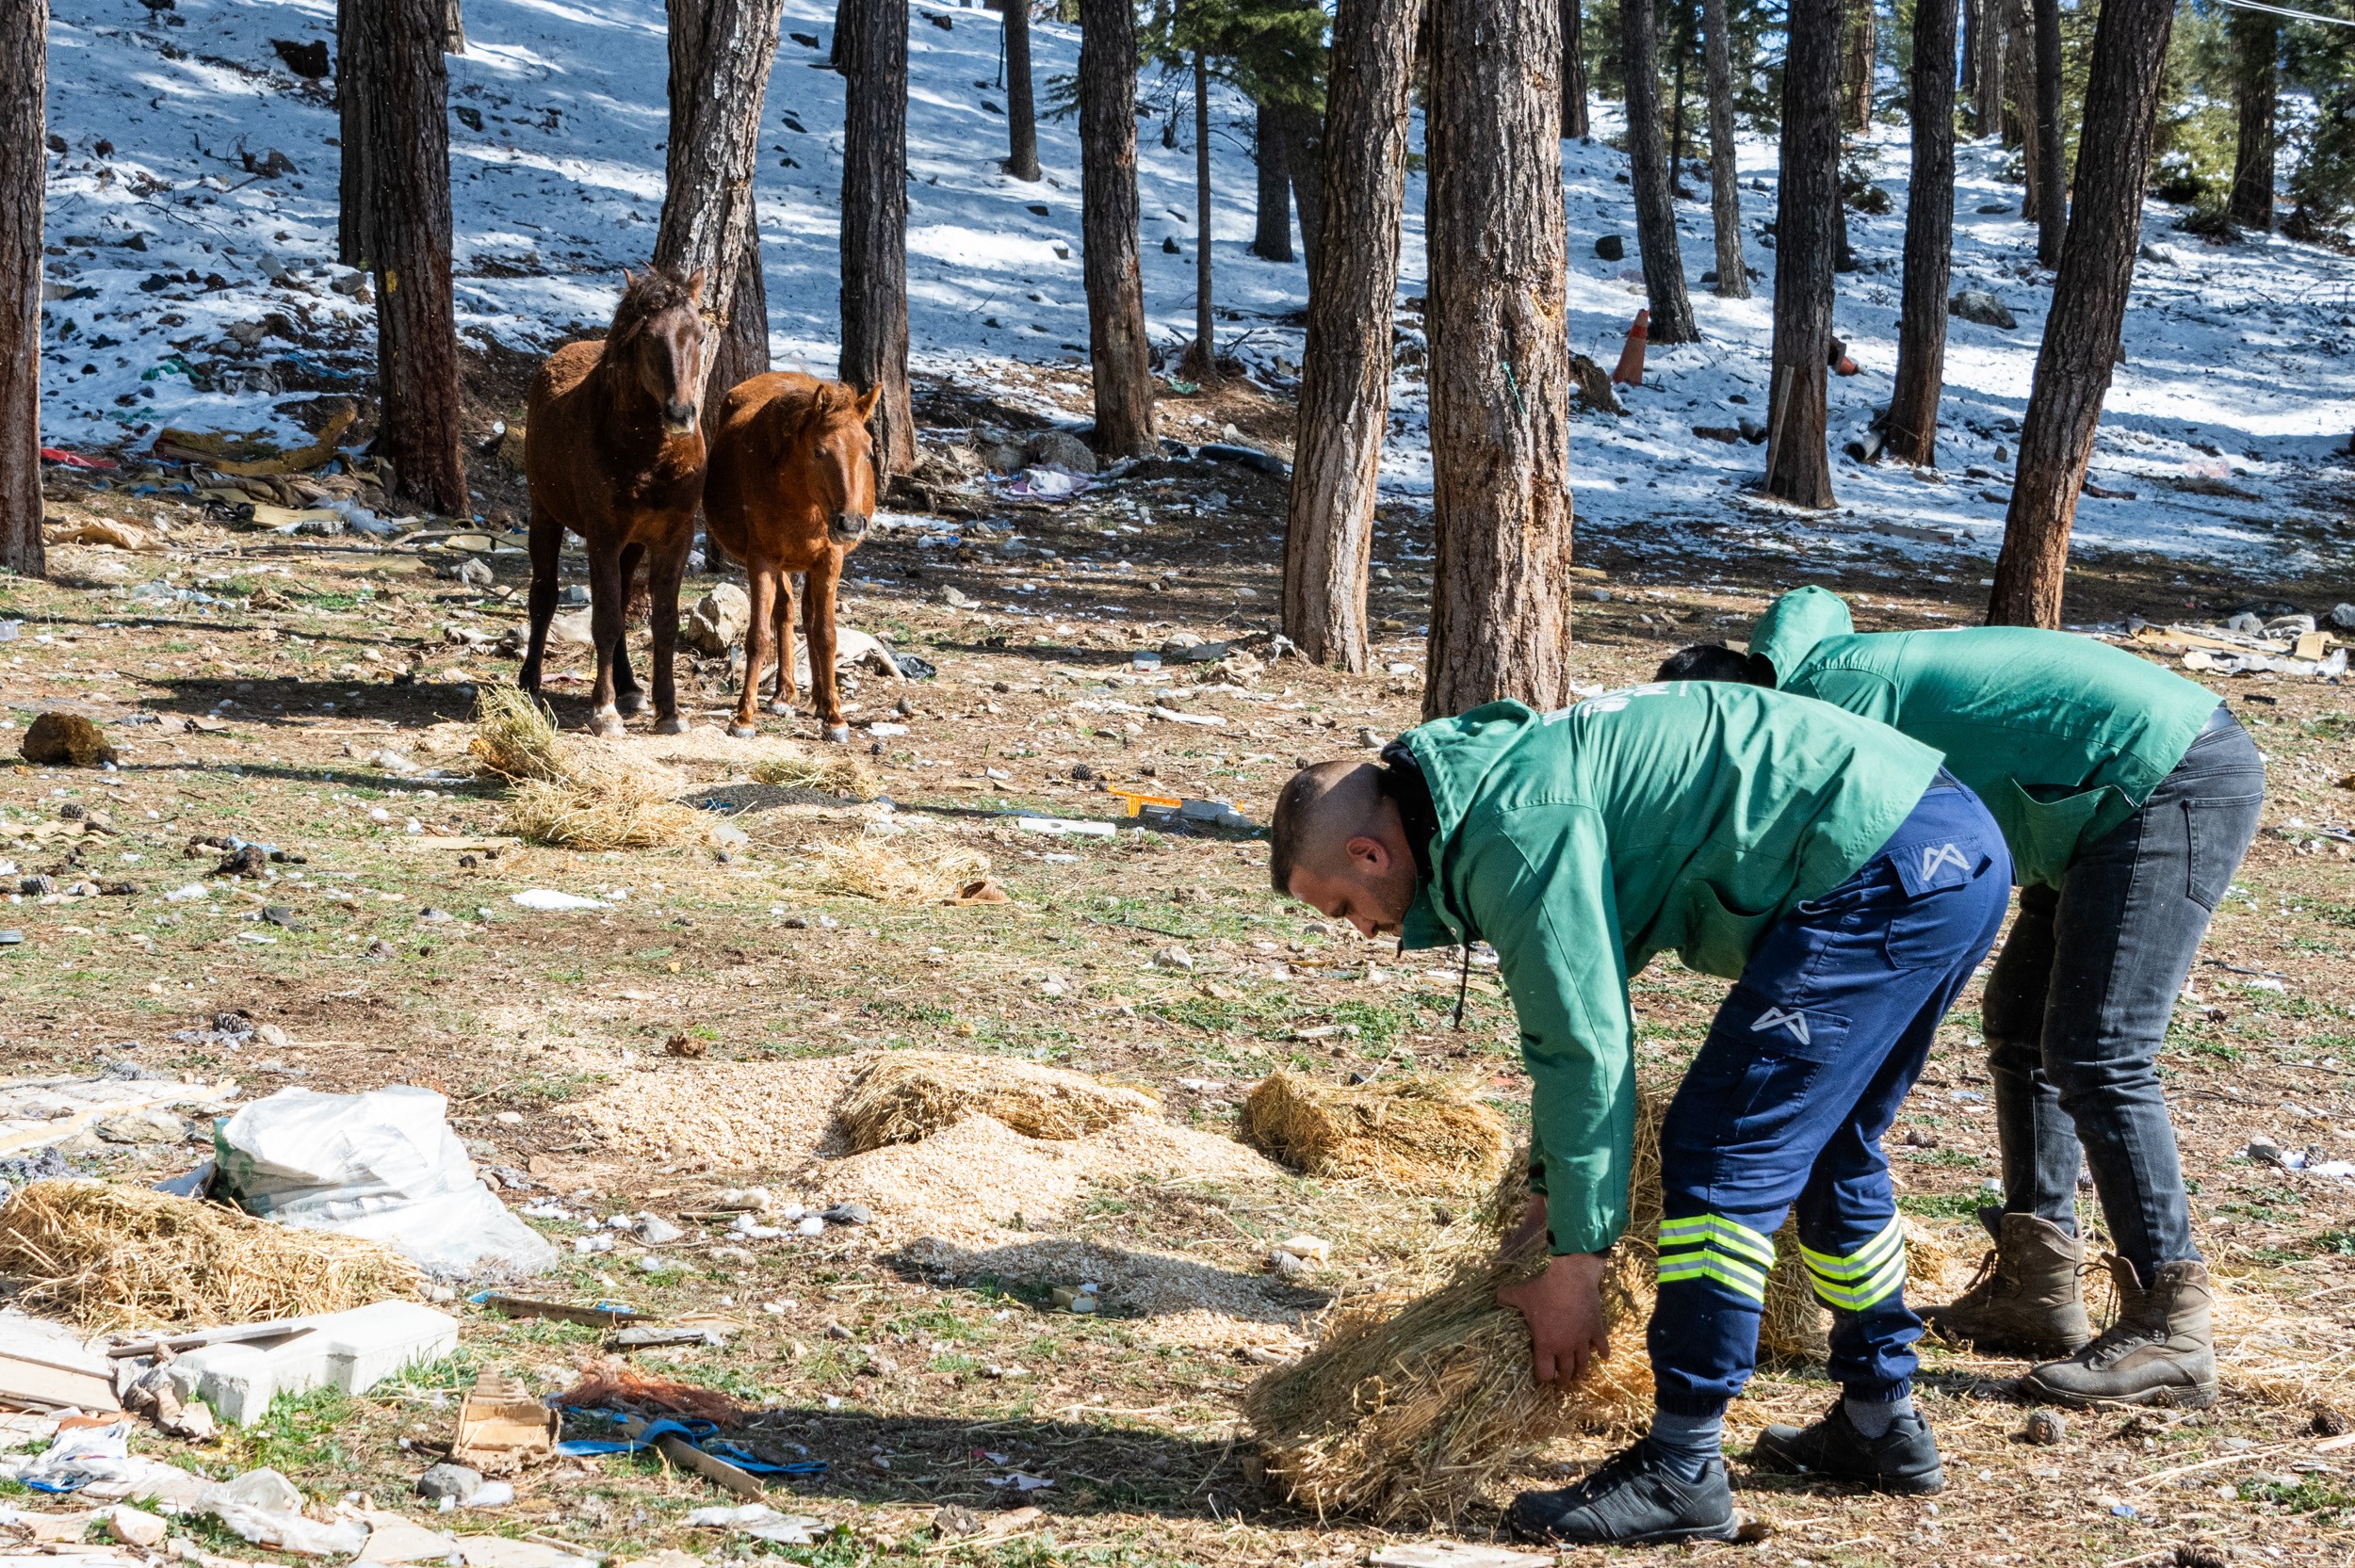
1500, 1193, 1549, 1258
1496, 1251, 1611, 1386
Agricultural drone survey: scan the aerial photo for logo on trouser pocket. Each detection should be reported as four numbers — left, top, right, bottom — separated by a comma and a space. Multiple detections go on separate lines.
1751, 1006, 1811, 1045
1918, 842, 1971, 882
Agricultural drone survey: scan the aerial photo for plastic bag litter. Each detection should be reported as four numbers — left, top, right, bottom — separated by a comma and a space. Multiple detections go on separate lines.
510, 889, 607, 912
195, 1468, 369, 1558
682, 1503, 824, 1544
213, 1086, 556, 1278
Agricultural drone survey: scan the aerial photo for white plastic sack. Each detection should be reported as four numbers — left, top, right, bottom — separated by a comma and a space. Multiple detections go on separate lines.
197, 1469, 369, 1558
213, 1086, 555, 1278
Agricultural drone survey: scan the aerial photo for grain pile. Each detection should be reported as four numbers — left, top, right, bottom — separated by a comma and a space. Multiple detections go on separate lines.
1238, 1071, 1509, 1192
468, 685, 704, 850
0, 1180, 420, 1329
837, 1051, 1158, 1151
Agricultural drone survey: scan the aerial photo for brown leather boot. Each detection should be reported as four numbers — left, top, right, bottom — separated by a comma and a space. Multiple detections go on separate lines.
1918, 1212, 2094, 1358
2022, 1255, 2218, 1410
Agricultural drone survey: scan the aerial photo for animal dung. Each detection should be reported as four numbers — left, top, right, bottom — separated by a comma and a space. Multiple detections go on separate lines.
20, 711, 118, 768
1237, 1071, 1509, 1193
836, 1051, 1159, 1153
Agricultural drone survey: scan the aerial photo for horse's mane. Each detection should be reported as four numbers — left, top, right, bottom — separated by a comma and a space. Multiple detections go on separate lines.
609, 267, 698, 345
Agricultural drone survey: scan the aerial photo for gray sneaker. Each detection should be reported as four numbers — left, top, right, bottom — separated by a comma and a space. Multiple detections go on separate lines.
1503, 1439, 1740, 1546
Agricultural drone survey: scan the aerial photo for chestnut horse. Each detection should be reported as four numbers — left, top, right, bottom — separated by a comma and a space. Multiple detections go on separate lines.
522, 267, 707, 736
702, 372, 881, 742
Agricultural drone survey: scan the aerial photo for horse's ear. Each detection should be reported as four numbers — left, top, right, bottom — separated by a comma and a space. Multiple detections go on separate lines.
854, 384, 883, 421
686, 269, 707, 304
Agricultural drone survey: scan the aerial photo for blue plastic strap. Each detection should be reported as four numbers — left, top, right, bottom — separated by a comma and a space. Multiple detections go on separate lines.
554, 1415, 825, 1476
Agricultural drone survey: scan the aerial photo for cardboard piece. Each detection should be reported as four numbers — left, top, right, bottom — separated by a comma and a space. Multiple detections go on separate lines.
0, 1316, 122, 1414
451, 1371, 559, 1475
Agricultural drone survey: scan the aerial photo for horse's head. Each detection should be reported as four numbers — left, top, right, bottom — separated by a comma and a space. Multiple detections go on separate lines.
610, 267, 708, 438
802, 382, 885, 547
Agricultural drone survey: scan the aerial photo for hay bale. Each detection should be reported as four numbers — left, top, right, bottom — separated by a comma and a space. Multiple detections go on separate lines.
467, 684, 566, 784
1243, 1231, 1653, 1525
1238, 1071, 1508, 1193
467, 686, 702, 851
747, 752, 882, 800
837, 1052, 1159, 1153
0, 1180, 420, 1330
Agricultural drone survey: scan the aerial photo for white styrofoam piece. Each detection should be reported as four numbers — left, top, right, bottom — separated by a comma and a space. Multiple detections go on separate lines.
167, 1302, 458, 1426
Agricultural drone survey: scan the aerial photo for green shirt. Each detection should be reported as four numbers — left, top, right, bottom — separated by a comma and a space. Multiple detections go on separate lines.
1396, 687, 1941, 1255
1748, 587, 2219, 888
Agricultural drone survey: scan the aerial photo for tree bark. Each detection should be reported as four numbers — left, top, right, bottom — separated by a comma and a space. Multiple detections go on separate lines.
1886, 0, 1956, 466
1185, 52, 1222, 388
839, 0, 914, 479
1623, 0, 1697, 343
1250, 103, 1294, 260
1077, 0, 1157, 456
1702, 0, 1746, 297
1765, 0, 1841, 509
349, 0, 467, 514
2031, 0, 2064, 264
1842, 0, 1876, 130
1974, 0, 2004, 137
2228, 8, 2276, 231
1283, 0, 1417, 672
658, 0, 788, 419
1275, 104, 1327, 277
1668, 0, 1693, 179
1562, 0, 1590, 139
706, 229, 771, 410
443, 0, 464, 52
1424, 0, 1574, 717
0, 0, 44, 579
1987, 0, 2175, 629
336, 0, 380, 269
1002, 0, 1042, 181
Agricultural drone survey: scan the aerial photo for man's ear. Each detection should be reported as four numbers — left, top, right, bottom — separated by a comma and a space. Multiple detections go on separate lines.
1342, 833, 1390, 875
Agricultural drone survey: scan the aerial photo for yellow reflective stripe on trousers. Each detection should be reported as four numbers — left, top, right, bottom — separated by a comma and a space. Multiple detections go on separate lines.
1800, 1217, 1907, 1311
1658, 1214, 1776, 1303
1658, 1214, 1777, 1270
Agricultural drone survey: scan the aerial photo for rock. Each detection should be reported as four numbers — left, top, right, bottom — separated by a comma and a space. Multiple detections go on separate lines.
2326, 604, 2355, 631
99, 1506, 167, 1548
1737, 417, 1767, 443
1949, 289, 2018, 330
2313, 1403, 2351, 1437
634, 1213, 685, 1245
2022, 1408, 2067, 1446
821, 1203, 873, 1226
22, 711, 118, 767
417, 1463, 485, 1503
1594, 234, 1625, 261
939, 584, 974, 608
438, 557, 494, 586
1693, 425, 1743, 445
1152, 945, 1194, 970
976, 439, 1028, 474
1569, 353, 1623, 416
664, 1031, 706, 1059
1023, 428, 1098, 475
2226, 612, 2266, 635
683, 583, 752, 656
255, 1023, 293, 1048
546, 608, 595, 648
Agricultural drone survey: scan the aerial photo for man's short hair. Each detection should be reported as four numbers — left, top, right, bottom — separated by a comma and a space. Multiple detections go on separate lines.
1655, 642, 1775, 686
1268, 760, 1365, 895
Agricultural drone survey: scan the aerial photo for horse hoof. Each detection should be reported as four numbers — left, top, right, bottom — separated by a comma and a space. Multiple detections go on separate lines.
727, 723, 758, 739
767, 700, 793, 717
820, 724, 851, 745
653, 717, 689, 736
615, 692, 648, 717
589, 709, 626, 739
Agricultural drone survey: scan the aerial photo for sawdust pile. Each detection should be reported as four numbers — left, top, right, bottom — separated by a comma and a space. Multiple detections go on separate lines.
837, 1051, 1158, 1151
468, 686, 704, 851
572, 1055, 866, 1170
1238, 1071, 1510, 1192
0, 1180, 421, 1329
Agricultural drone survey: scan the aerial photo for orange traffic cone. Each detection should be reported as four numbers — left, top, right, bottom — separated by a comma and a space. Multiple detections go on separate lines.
1610, 309, 1649, 387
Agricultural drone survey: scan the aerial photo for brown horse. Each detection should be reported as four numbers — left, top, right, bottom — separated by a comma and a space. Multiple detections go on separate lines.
522, 267, 707, 736
702, 372, 881, 742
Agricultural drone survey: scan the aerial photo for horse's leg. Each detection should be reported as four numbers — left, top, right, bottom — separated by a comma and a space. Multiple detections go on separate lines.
585, 542, 627, 738
610, 541, 647, 715
520, 501, 560, 698
732, 561, 776, 738
807, 548, 849, 743
647, 529, 690, 735
767, 570, 798, 716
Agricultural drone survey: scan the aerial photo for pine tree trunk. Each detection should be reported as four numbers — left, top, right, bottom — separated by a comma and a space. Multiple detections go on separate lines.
1961, 0, 1979, 129
1975, 0, 2004, 136
1276, 105, 1327, 276
1843, 0, 1875, 131
1424, 0, 1574, 717
657, 0, 788, 419
2031, 0, 2064, 264
1765, 0, 1841, 509
839, 0, 914, 478
1562, 0, 1590, 139
1283, 0, 1417, 671
2004, 0, 2029, 151
2228, 9, 2276, 231
1077, 0, 1157, 456
1002, 0, 1041, 181
1250, 103, 1293, 260
443, 0, 464, 52
706, 230, 770, 411
1886, 0, 1956, 466
1667, 0, 1693, 178
0, 0, 44, 579
1702, 0, 1745, 297
1186, 52, 1222, 388
350, 0, 467, 515
1623, 0, 1697, 343
336, 0, 380, 270
1988, 0, 2174, 629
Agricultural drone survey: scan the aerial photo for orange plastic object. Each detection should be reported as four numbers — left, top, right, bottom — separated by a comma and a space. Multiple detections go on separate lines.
1107, 789, 1185, 817
1610, 309, 1650, 387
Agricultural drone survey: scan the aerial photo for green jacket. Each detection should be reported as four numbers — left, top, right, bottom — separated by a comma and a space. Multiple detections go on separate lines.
1397, 687, 1941, 1255
1748, 587, 2218, 888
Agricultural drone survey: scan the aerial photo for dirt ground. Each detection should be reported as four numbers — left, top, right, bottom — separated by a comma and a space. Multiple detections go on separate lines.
7, 369, 2355, 1568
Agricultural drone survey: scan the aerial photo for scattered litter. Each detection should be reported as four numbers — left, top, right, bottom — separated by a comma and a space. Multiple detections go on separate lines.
680, 1502, 825, 1544
1367, 1546, 1552, 1568
451, 1369, 560, 1473
1, 1073, 237, 1159
555, 1365, 744, 1426
1014, 815, 1115, 837
196, 1465, 370, 1557
0, 1312, 122, 1413
510, 888, 609, 912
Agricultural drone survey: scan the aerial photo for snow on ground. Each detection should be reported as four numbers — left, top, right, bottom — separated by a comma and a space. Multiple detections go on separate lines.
38, 0, 2355, 578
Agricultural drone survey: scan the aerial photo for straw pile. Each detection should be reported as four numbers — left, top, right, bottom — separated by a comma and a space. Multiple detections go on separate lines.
469, 686, 704, 850
836, 1051, 1159, 1153
1238, 1071, 1509, 1193
0, 1180, 420, 1330
747, 752, 882, 800
800, 835, 990, 904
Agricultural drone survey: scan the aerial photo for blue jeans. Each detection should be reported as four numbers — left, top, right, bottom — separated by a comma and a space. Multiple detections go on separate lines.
1983, 710, 2266, 1278
1649, 777, 2012, 1416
